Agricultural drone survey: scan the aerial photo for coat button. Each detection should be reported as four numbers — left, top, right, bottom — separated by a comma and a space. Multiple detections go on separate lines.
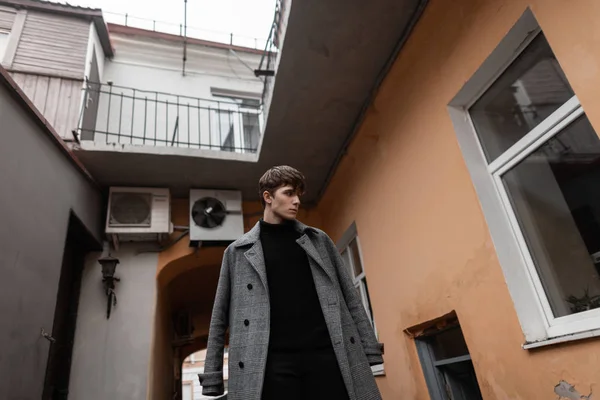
350, 337, 355, 344
244, 319, 249, 326
247, 283, 253, 290
239, 361, 244, 369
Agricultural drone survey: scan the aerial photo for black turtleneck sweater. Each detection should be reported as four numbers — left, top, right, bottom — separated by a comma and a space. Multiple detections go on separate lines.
259, 220, 332, 352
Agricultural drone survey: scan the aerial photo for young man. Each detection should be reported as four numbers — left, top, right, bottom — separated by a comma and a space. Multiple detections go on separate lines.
199, 166, 384, 400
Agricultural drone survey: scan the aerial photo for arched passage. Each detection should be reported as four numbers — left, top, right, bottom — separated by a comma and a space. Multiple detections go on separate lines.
151, 247, 227, 400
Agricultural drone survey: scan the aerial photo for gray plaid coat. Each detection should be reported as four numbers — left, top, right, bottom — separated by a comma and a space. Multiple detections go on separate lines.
198, 220, 384, 400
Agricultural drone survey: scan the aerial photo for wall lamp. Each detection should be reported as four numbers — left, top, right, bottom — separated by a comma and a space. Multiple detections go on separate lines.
98, 255, 120, 319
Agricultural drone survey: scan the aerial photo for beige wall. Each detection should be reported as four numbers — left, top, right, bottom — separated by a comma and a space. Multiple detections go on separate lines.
316, 0, 600, 398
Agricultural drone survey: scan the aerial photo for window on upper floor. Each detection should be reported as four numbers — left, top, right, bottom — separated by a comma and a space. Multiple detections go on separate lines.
0, 30, 9, 62
471, 31, 600, 327
450, 9, 600, 344
210, 88, 262, 153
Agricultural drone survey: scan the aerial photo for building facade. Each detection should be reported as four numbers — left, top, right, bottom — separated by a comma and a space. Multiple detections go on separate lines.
3, 0, 600, 399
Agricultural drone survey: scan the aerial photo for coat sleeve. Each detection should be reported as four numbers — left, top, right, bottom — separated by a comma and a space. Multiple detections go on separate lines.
198, 246, 232, 396
324, 234, 384, 366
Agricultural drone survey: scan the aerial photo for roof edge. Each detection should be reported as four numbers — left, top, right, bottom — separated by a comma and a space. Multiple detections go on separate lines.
0, 0, 102, 18
0, 0, 114, 57
107, 23, 268, 56
93, 17, 114, 58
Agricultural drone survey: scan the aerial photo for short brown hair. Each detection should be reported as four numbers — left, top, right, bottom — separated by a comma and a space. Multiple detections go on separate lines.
258, 165, 306, 207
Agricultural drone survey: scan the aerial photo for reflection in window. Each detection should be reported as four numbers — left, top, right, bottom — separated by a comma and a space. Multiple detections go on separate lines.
502, 115, 600, 316
470, 33, 574, 162
340, 237, 375, 328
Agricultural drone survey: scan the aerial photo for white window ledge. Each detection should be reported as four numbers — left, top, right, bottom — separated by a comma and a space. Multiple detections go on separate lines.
523, 328, 600, 350
371, 364, 385, 376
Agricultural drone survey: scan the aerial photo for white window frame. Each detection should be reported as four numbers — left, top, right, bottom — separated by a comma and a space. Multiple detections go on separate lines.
0, 29, 10, 63
448, 8, 600, 348
210, 88, 263, 153
337, 222, 384, 375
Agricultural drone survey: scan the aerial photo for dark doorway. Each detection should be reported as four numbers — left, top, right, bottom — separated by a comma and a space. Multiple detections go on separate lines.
42, 214, 99, 400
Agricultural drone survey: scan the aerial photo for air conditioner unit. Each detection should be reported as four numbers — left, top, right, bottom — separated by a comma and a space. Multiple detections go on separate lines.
189, 189, 243, 246
106, 187, 171, 242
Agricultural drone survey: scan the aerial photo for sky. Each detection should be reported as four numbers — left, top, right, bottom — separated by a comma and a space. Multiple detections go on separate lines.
49, 0, 276, 48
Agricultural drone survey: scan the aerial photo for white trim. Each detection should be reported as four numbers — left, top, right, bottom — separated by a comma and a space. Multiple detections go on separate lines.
488, 96, 581, 174
1, 9, 25, 68
371, 364, 385, 376
523, 327, 600, 349
338, 226, 378, 337
448, 8, 600, 347
449, 9, 541, 109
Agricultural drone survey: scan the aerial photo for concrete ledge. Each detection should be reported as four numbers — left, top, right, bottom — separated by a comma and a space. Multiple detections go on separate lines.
78, 141, 259, 163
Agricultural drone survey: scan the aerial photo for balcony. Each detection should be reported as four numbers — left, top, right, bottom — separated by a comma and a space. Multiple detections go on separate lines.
72, 0, 427, 204
78, 81, 262, 157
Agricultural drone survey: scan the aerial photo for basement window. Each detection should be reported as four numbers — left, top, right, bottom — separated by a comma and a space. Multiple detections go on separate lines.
416, 324, 482, 400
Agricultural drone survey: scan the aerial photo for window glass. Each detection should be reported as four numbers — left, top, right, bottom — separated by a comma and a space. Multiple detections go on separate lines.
470, 33, 574, 162
502, 115, 600, 317
0, 32, 9, 62
349, 238, 363, 277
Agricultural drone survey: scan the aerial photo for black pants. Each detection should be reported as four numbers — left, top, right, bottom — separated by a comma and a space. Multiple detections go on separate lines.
261, 348, 349, 400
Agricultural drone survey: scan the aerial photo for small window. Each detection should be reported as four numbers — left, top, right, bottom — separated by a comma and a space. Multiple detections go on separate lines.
339, 230, 375, 330
416, 324, 483, 400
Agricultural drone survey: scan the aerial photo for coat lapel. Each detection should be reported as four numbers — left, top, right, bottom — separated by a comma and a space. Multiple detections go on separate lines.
237, 222, 269, 291
244, 240, 269, 291
297, 234, 337, 284
237, 220, 336, 290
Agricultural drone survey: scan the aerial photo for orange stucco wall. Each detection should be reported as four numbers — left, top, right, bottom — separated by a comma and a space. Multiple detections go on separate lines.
316, 0, 600, 399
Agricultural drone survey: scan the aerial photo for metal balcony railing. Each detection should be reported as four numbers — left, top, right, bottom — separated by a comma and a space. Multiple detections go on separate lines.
256, 0, 284, 115
78, 82, 262, 154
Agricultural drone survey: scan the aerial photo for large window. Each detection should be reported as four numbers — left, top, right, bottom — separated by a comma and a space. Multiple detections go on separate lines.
450, 9, 600, 343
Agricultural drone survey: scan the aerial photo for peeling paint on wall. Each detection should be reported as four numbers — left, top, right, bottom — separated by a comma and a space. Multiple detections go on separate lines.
554, 381, 593, 400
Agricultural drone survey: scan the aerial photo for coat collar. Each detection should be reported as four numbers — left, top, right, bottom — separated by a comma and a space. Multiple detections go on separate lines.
234, 219, 318, 248
238, 220, 332, 291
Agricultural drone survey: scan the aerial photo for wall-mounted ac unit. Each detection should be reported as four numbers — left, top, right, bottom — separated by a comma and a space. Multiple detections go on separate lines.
189, 189, 243, 246
106, 187, 171, 243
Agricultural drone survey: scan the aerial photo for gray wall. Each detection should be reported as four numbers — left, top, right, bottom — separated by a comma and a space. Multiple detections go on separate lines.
69, 243, 158, 400
0, 81, 102, 398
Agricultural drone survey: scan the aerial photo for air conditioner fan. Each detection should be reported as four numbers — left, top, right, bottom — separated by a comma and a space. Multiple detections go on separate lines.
191, 197, 227, 229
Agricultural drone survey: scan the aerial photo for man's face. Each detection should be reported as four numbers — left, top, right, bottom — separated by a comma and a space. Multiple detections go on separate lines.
266, 185, 301, 220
